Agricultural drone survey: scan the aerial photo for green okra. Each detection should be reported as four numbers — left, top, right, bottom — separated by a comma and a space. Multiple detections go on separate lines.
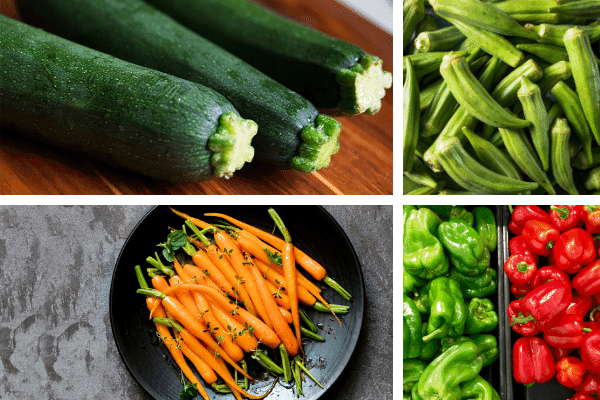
430, 0, 540, 40
518, 76, 550, 170
440, 52, 530, 129
403, 51, 469, 78
420, 79, 445, 111
490, 59, 544, 107
415, 26, 466, 53
510, 13, 561, 24
404, 176, 427, 194
549, 0, 600, 18
564, 27, 600, 146
585, 166, 600, 190
547, 102, 564, 128
551, 81, 595, 164
489, 130, 504, 147
405, 156, 440, 188
438, 189, 479, 194
516, 43, 569, 64
408, 13, 439, 54
404, 58, 420, 172
537, 61, 572, 95
407, 185, 442, 195
572, 147, 600, 169
550, 118, 579, 195
569, 138, 583, 159
437, 138, 539, 194
404, 0, 426, 51
492, 0, 560, 14
444, 16, 525, 67
462, 126, 523, 180
525, 21, 600, 46
415, 135, 435, 159
498, 119, 556, 194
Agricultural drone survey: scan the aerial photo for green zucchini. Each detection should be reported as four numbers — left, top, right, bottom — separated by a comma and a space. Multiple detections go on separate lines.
143, 0, 393, 115
16, 0, 341, 173
0, 16, 257, 183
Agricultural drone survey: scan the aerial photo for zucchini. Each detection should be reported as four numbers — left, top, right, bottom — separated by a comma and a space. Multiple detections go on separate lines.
16, 0, 342, 172
144, 0, 393, 115
0, 16, 257, 183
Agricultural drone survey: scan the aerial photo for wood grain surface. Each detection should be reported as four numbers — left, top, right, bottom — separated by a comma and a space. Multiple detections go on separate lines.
0, 0, 393, 195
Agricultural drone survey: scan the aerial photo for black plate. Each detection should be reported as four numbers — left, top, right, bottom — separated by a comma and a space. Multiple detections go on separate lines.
110, 205, 364, 400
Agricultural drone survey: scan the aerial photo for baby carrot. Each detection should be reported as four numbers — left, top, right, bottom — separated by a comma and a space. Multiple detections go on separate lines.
210, 302, 259, 353
174, 330, 218, 385
278, 304, 293, 325
254, 259, 317, 307
170, 207, 213, 230
268, 208, 302, 357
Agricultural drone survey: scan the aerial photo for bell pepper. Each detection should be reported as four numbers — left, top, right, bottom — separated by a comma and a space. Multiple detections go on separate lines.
417, 205, 454, 219
583, 320, 600, 334
404, 208, 449, 279
508, 299, 541, 336
569, 394, 597, 400
413, 282, 431, 315
573, 259, 600, 297
556, 356, 587, 388
550, 346, 575, 362
573, 372, 600, 394
553, 228, 597, 274
449, 206, 474, 226
522, 220, 561, 257
511, 283, 532, 299
581, 330, 600, 375
404, 205, 417, 228
447, 267, 497, 299
440, 334, 499, 367
510, 280, 572, 331
419, 322, 440, 361
423, 277, 468, 342
404, 294, 423, 359
509, 234, 539, 264
465, 298, 498, 334
549, 205, 584, 232
565, 295, 594, 319
581, 205, 600, 234
404, 269, 426, 294
437, 219, 490, 276
460, 375, 501, 400
510, 205, 551, 235
543, 313, 590, 348
416, 341, 484, 400
473, 207, 497, 252
504, 253, 537, 286
513, 336, 556, 385
403, 359, 427, 392
530, 266, 571, 290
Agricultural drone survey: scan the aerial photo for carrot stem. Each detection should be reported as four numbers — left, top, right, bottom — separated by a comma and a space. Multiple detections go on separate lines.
301, 327, 325, 342
299, 309, 318, 333
146, 253, 175, 277
313, 302, 350, 314
279, 343, 293, 383
323, 276, 352, 301
295, 356, 323, 389
252, 349, 284, 376
135, 265, 149, 290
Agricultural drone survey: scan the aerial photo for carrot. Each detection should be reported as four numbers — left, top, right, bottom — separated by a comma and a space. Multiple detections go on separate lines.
250, 263, 299, 356
264, 276, 291, 310
180, 262, 222, 293
192, 249, 239, 295
174, 331, 218, 385
214, 229, 271, 327
151, 273, 171, 293
205, 212, 327, 281
170, 207, 213, 230
254, 259, 316, 307
210, 301, 259, 353
268, 208, 302, 357
160, 285, 281, 349
279, 306, 293, 325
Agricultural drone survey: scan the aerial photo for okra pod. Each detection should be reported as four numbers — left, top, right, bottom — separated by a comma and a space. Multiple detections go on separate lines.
549, 118, 579, 195
585, 166, 600, 191
547, 102, 564, 128
404, 156, 439, 188
536, 61, 572, 95
404, 0, 426, 51
440, 52, 530, 129
437, 138, 539, 194
403, 51, 469, 77
419, 79, 445, 111
415, 26, 466, 53
510, 13, 561, 24
404, 58, 420, 172
549, 0, 600, 18
406, 185, 441, 195
438, 189, 479, 194
516, 43, 569, 64
407, 13, 439, 54
490, 59, 544, 106
430, 0, 540, 40
462, 126, 523, 180
550, 81, 595, 163
518, 76, 550, 170
572, 147, 600, 169
564, 27, 600, 145
525, 21, 600, 46
492, 0, 560, 14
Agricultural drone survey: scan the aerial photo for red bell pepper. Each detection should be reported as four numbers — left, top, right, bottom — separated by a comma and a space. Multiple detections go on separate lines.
569, 394, 597, 400
544, 314, 589, 348
523, 220, 561, 257
583, 320, 600, 334
573, 373, 600, 394
511, 280, 572, 331
556, 356, 587, 388
573, 259, 600, 297
504, 253, 537, 286
513, 336, 556, 385
508, 299, 542, 336
565, 295, 594, 319
511, 283, 532, 299
553, 228, 597, 274
550, 346, 575, 362
549, 205, 584, 232
509, 234, 539, 264
530, 266, 571, 290
512, 205, 551, 226
582, 205, 600, 234
581, 330, 600, 375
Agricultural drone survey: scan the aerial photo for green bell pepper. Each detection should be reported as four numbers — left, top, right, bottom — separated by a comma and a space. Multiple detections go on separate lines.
404, 209, 449, 279
473, 207, 497, 252
423, 277, 468, 342
440, 334, 499, 367
404, 359, 427, 392
404, 392, 412, 400
449, 206, 474, 226
438, 219, 490, 276
413, 282, 431, 314
460, 375, 501, 400
416, 341, 484, 400
419, 322, 440, 361
404, 269, 426, 294
448, 267, 497, 299
465, 298, 498, 334
417, 205, 454, 219
404, 294, 423, 359
404, 205, 417, 228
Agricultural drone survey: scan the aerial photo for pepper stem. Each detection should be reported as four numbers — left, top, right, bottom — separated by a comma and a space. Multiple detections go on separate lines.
508, 313, 535, 327
549, 205, 570, 220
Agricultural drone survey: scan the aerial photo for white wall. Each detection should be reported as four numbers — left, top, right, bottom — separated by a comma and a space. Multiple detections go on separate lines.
336, 0, 393, 34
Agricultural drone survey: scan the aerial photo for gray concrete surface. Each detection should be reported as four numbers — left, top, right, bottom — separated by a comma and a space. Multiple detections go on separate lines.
0, 205, 392, 400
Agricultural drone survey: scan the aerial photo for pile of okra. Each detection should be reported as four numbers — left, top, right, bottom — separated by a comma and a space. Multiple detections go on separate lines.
403, 0, 600, 195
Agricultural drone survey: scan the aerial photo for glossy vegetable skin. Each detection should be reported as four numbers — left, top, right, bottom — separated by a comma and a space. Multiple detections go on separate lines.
0, 15, 257, 183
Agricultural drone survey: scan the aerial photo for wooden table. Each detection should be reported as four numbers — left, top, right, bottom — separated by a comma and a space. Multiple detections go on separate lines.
0, 0, 393, 195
